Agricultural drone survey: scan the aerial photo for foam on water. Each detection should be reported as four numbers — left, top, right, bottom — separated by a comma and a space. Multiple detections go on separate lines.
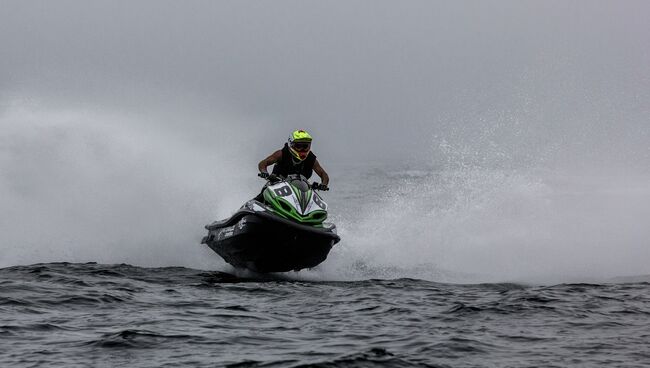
320, 166, 650, 283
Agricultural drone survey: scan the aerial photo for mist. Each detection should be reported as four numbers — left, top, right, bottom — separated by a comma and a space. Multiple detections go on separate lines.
1, 1, 649, 281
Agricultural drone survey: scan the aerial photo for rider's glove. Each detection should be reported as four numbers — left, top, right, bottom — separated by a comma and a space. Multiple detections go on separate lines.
258, 172, 270, 179
312, 183, 329, 191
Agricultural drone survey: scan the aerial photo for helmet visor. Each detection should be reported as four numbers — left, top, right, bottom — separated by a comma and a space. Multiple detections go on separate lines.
292, 142, 311, 152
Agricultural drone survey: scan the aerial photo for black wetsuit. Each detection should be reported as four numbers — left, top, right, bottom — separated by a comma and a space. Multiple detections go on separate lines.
272, 143, 317, 179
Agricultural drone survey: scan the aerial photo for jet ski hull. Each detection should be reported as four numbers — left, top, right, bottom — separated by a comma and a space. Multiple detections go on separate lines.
202, 204, 340, 273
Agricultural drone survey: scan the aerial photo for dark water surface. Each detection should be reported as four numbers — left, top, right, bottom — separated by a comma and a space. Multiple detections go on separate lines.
2, 263, 649, 367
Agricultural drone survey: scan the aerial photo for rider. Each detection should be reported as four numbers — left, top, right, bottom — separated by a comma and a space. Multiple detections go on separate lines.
256, 130, 329, 199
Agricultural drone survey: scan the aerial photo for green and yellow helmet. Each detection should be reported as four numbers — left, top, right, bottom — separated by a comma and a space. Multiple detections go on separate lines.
288, 129, 312, 161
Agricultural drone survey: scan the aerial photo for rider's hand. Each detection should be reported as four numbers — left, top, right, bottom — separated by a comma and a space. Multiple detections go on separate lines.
312, 182, 329, 191
258, 172, 270, 179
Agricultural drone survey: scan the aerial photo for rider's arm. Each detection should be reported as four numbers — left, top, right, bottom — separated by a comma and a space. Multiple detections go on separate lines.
258, 150, 282, 173
313, 159, 329, 186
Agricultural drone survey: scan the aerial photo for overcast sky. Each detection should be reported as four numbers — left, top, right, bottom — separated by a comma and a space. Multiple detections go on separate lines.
1, 0, 650, 272
2, 0, 649, 166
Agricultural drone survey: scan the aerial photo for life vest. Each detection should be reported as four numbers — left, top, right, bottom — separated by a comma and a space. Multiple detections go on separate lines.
272, 143, 317, 179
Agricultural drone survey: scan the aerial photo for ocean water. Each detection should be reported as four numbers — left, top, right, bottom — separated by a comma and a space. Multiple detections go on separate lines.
2, 263, 650, 367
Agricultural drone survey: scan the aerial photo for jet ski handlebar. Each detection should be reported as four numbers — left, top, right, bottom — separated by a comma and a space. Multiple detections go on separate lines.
258, 173, 329, 191
258, 172, 280, 182
310, 182, 329, 191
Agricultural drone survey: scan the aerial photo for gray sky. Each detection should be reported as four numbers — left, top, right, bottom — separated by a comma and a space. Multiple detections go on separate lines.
2, 0, 649, 166
1, 1, 650, 273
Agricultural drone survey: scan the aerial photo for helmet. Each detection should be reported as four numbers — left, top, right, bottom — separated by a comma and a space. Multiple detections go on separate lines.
288, 129, 312, 161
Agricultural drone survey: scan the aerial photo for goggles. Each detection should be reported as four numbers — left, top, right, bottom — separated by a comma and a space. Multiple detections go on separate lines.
291, 142, 311, 152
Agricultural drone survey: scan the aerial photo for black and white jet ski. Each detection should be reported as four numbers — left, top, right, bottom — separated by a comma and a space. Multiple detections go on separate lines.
201, 174, 340, 273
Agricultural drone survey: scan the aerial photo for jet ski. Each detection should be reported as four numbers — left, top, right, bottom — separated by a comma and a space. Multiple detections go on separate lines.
201, 174, 340, 272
